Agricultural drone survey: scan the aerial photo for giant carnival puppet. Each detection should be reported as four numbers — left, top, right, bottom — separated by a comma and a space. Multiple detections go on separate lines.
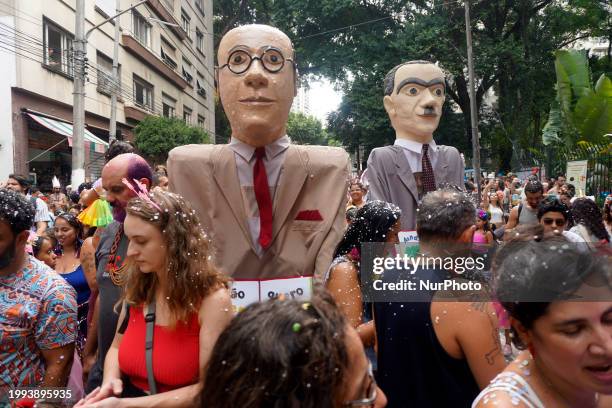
367, 61, 464, 231
168, 24, 349, 309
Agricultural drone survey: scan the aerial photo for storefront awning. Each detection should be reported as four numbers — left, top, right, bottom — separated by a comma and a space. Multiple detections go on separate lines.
26, 112, 109, 153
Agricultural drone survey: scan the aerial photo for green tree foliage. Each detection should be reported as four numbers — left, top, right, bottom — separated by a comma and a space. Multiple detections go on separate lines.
543, 50, 612, 147
213, 0, 608, 171
287, 112, 329, 145
134, 116, 210, 164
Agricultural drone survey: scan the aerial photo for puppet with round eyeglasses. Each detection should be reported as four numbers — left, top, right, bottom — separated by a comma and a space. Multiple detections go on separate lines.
366, 61, 465, 231
168, 25, 349, 308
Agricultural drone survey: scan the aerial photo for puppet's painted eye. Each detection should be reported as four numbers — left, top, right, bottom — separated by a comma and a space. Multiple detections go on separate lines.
409, 87, 418, 95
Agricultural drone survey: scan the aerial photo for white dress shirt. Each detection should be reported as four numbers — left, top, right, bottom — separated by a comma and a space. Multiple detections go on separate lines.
394, 139, 439, 173
228, 136, 290, 255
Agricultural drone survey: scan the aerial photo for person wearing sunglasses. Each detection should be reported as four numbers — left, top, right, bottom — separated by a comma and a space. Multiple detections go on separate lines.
198, 288, 387, 408
536, 198, 585, 244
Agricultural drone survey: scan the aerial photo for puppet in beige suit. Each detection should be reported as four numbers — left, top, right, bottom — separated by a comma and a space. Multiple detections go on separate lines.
168, 25, 349, 295
367, 61, 464, 231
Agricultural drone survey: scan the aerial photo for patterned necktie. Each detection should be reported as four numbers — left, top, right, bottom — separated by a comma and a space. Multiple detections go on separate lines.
253, 147, 273, 249
421, 144, 437, 193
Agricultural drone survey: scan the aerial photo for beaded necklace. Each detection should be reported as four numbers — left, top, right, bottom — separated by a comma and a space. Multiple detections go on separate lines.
107, 224, 128, 286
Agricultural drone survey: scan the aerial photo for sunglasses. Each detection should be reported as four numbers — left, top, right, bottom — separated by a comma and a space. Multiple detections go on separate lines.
542, 218, 566, 227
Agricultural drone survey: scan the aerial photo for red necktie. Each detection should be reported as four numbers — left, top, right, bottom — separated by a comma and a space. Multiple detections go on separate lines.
421, 144, 437, 193
254, 147, 273, 249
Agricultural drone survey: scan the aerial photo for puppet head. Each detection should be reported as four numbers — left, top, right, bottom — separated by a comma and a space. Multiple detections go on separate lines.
383, 61, 446, 144
217, 24, 298, 147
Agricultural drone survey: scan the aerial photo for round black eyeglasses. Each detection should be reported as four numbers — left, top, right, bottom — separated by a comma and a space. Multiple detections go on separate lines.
218, 47, 295, 75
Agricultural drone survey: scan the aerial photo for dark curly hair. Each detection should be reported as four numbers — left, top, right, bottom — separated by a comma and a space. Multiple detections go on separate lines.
571, 198, 610, 242
0, 188, 35, 234
199, 287, 349, 408
334, 200, 401, 259
536, 197, 570, 221
54, 213, 84, 256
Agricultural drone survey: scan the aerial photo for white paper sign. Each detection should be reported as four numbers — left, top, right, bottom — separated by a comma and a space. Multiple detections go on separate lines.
230, 280, 260, 313
260, 276, 313, 302
566, 160, 588, 196
398, 230, 419, 243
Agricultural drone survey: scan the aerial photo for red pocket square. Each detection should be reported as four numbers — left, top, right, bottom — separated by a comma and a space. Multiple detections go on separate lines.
295, 210, 323, 221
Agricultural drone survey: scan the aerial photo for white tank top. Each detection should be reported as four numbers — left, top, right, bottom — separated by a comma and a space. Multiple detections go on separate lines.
472, 372, 545, 408
488, 205, 504, 224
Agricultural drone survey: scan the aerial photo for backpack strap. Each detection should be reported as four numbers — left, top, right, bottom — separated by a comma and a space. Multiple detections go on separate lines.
117, 303, 130, 334
517, 203, 523, 223
144, 301, 157, 395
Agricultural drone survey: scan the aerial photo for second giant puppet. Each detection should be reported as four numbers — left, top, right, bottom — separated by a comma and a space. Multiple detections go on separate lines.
168, 24, 349, 307
367, 61, 464, 230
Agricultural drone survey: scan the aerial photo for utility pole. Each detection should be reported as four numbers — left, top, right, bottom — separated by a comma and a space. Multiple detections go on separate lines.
71, 0, 86, 187
108, 0, 121, 144
464, 0, 482, 199
71, 0, 148, 184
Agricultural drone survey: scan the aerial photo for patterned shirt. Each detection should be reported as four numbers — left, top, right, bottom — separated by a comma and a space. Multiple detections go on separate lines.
0, 256, 77, 390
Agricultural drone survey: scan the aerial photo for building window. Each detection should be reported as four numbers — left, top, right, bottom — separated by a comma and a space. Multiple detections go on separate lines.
43, 19, 74, 76
196, 28, 204, 52
160, 36, 177, 70
181, 9, 190, 39
162, 93, 176, 117
195, 0, 205, 14
182, 58, 193, 85
197, 115, 205, 128
96, 52, 121, 96
132, 10, 151, 47
196, 79, 206, 99
133, 75, 154, 111
162, 0, 174, 11
183, 107, 192, 124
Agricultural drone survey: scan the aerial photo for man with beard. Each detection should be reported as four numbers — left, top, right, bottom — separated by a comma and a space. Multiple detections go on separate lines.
0, 189, 77, 403
84, 153, 153, 392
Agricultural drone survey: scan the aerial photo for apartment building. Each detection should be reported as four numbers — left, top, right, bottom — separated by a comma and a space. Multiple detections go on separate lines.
0, 0, 215, 188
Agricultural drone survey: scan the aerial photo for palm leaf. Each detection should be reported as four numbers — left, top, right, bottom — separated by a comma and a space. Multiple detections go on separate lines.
554, 50, 592, 120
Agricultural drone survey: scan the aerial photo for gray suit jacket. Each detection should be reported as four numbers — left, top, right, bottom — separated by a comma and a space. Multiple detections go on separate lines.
366, 144, 464, 230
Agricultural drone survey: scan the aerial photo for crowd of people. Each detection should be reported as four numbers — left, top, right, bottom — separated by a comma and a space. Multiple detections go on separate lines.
0, 148, 610, 407
1, 21, 611, 408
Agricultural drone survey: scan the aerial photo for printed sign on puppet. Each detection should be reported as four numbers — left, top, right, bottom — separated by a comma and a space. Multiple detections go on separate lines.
229, 276, 313, 313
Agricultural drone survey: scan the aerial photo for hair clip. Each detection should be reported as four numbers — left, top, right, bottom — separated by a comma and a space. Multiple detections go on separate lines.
301, 302, 310, 311
292, 322, 302, 333
122, 178, 162, 212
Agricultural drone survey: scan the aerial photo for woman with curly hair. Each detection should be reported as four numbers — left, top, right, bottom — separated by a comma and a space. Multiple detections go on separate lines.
199, 289, 387, 408
54, 213, 94, 358
75, 189, 232, 407
569, 198, 611, 250
325, 200, 401, 346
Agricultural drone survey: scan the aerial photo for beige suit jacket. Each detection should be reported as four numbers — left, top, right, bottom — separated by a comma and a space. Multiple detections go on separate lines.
167, 143, 350, 280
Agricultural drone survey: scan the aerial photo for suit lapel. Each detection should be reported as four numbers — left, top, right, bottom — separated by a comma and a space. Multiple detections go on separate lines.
212, 146, 257, 253
433, 146, 449, 186
394, 146, 419, 202
272, 145, 308, 242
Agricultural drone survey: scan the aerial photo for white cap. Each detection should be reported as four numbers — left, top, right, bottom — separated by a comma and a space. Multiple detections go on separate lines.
52, 176, 61, 188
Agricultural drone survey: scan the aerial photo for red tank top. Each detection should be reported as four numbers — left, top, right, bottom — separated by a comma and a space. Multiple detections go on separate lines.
118, 305, 200, 393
